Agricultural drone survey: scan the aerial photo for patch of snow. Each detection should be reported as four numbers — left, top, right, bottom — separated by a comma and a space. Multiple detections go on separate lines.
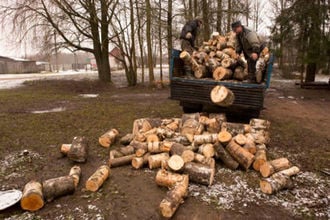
31, 107, 66, 114
79, 94, 99, 98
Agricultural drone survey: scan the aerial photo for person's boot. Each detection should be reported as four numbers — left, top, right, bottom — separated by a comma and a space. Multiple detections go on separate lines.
247, 73, 257, 83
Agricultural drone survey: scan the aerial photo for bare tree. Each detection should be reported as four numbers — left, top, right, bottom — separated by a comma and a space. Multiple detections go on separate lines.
146, 0, 154, 84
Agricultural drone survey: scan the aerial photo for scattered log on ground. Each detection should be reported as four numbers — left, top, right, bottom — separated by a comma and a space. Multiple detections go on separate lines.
148, 153, 170, 169
214, 142, 239, 170
99, 129, 119, 148
67, 136, 88, 163
181, 150, 195, 163
221, 122, 251, 136
85, 165, 111, 192
109, 154, 135, 168
167, 155, 185, 172
131, 153, 151, 169
159, 174, 189, 218
260, 166, 300, 195
120, 133, 134, 145
69, 165, 81, 188
260, 158, 291, 177
253, 144, 267, 171
210, 85, 235, 107
218, 130, 232, 145
183, 162, 215, 186
42, 176, 75, 202
226, 140, 255, 170
193, 134, 218, 145
213, 66, 233, 81
198, 144, 215, 158
21, 180, 44, 211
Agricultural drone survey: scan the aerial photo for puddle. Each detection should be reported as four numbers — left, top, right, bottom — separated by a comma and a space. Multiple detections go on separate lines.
79, 94, 99, 98
31, 107, 66, 114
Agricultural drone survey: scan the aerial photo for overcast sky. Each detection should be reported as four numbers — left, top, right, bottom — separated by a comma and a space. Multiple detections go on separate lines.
0, 0, 274, 58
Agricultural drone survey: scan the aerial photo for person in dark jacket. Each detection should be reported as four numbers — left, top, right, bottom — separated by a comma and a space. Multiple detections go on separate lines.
232, 21, 264, 83
180, 18, 203, 54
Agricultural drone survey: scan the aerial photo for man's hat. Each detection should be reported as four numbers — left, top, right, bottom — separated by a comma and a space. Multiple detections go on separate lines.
231, 21, 242, 30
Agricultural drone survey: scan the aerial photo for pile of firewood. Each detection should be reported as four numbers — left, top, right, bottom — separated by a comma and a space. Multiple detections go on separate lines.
180, 31, 270, 82
19, 113, 299, 217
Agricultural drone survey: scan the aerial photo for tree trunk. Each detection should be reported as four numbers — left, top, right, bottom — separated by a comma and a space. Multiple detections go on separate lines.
146, 0, 154, 84
21, 181, 44, 211
183, 162, 215, 186
260, 166, 300, 195
227, 0, 232, 32
214, 142, 239, 170
202, 0, 210, 41
305, 63, 316, 82
42, 176, 75, 202
94, 51, 111, 82
69, 165, 81, 188
86, 165, 111, 192
260, 158, 291, 177
67, 136, 88, 163
99, 129, 119, 148
130, 0, 137, 86
109, 154, 135, 168
135, 0, 145, 83
167, 0, 173, 70
210, 85, 235, 106
226, 140, 255, 170
217, 0, 223, 33
148, 152, 170, 169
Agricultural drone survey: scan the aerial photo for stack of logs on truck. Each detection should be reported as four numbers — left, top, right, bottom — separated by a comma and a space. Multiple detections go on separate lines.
180, 31, 270, 82
20, 113, 300, 218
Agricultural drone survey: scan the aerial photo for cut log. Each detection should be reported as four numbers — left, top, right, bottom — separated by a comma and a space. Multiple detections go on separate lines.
260, 166, 300, 195
260, 158, 291, 177
20, 180, 44, 211
221, 122, 251, 136
119, 145, 135, 156
181, 113, 200, 125
60, 144, 72, 155
135, 148, 147, 157
226, 140, 255, 170
198, 144, 215, 158
120, 133, 134, 145
109, 150, 124, 160
210, 85, 235, 107
253, 145, 267, 171
129, 141, 148, 151
109, 154, 135, 168
86, 165, 110, 192
180, 51, 206, 79
168, 155, 185, 172
69, 165, 81, 188
131, 153, 150, 169
181, 118, 204, 142
67, 136, 88, 163
159, 174, 189, 218
42, 176, 75, 202
214, 142, 239, 170
165, 119, 181, 132
207, 58, 221, 73
233, 66, 247, 81
222, 48, 237, 59
155, 169, 186, 188
193, 133, 218, 145
234, 134, 247, 146
181, 150, 195, 163
170, 143, 186, 156
243, 138, 257, 155
157, 127, 175, 139
213, 66, 233, 81
99, 129, 119, 148
147, 134, 161, 153
166, 135, 190, 146
194, 153, 207, 164
221, 58, 236, 68
250, 118, 271, 130
218, 130, 232, 145
250, 129, 270, 144
183, 162, 215, 186
148, 153, 170, 169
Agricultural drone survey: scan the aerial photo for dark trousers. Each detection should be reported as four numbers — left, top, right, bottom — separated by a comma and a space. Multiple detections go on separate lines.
181, 39, 194, 55
246, 57, 257, 80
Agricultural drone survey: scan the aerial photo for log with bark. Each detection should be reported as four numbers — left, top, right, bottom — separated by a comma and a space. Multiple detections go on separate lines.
260, 166, 300, 194
253, 144, 267, 171
131, 153, 150, 169
214, 142, 239, 170
183, 162, 215, 186
213, 66, 233, 81
226, 140, 255, 170
180, 51, 207, 78
69, 165, 81, 188
120, 133, 134, 145
109, 154, 135, 168
21, 180, 44, 211
250, 129, 270, 144
233, 66, 247, 81
221, 122, 251, 136
260, 158, 291, 178
234, 134, 247, 146
155, 169, 187, 188
250, 118, 271, 130
181, 149, 195, 163
181, 118, 204, 142
218, 130, 232, 145
167, 155, 185, 172
210, 85, 235, 107
148, 152, 170, 169
42, 176, 75, 202
243, 137, 257, 155
99, 129, 119, 148
66, 136, 88, 163
129, 141, 148, 151
198, 144, 215, 158
193, 133, 218, 145
86, 165, 111, 192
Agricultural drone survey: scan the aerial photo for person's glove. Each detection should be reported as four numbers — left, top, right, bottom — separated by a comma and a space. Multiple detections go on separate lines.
185, 32, 192, 39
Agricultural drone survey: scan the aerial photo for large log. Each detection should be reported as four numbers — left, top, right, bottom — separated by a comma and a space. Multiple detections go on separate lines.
99, 129, 119, 148
131, 153, 150, 169
167, 155, 185, 172
193, 133, 218, 145
21, 181, 44, 211
250, 129, 270, 144
148, 153, 170, 169
109, 154, 135, 168
260, 158, 291, 177
198, 143, 215, 158
260, 166, 300, 195
86, 165, 110, 192
183, 162, 215, 186
67, 136, 88, 163
221, 122, 251, 136
226, 140, 255, 170
253, 145, 267, 171
159, 174, 189, 218
69, 165, 81, 188
214, 142, 239, 170
213, 66, 233, 81
42, 176, 75, 202
210, 85, 235, 107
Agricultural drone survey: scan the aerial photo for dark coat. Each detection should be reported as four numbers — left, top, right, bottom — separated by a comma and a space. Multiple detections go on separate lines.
180, 19, 200, 47
236, 26, 263, 58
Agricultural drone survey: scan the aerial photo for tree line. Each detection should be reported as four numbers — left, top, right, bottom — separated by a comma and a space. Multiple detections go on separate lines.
0, 0, 329, 84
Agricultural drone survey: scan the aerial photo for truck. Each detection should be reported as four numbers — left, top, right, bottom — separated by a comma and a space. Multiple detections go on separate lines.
169, 49, 274, 118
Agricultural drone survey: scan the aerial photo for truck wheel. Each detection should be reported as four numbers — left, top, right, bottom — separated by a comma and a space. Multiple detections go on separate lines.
182, 105, 203, 113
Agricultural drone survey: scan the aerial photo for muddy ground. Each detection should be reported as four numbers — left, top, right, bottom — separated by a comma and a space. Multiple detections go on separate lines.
0, 75, 329, 219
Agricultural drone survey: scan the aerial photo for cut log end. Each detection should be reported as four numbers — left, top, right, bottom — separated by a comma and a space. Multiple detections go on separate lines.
210, 86, 235, 107
168, 155, 185, 172
21, 181, 44, 211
